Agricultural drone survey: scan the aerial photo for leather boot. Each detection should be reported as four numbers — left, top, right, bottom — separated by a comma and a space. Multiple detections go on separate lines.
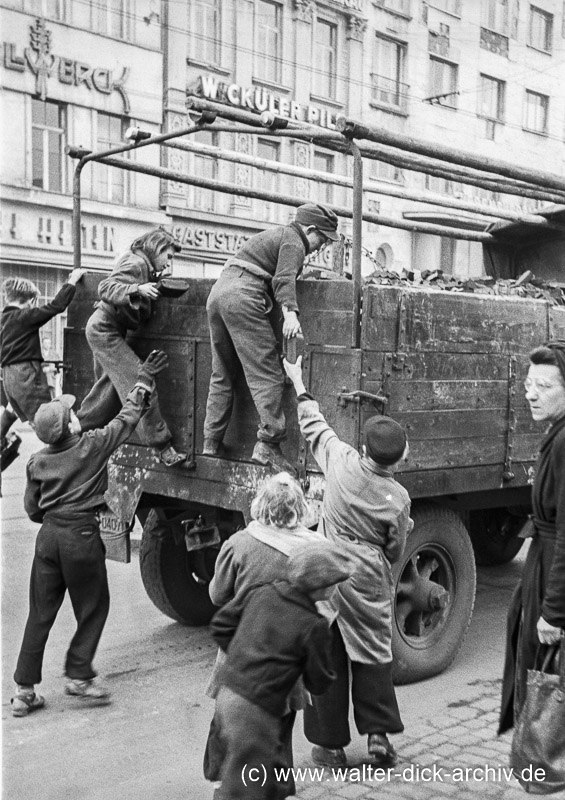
251, 441, 296, 476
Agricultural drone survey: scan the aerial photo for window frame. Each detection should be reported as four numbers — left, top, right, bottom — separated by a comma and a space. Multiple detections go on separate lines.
313, 149, 336, 205
254, 0, 283, 84
89, 0, 129, 41
191, 129, 219, 212
528, 5, 553, 53
523, 89, 549, 134
372, 34, 408, 112
428, 55, 458, 108
481, 0, 508, 35
312, 16, 338, 100
92, 112, 129, 204
478, 74, 505, 122
256, 138, 282, 221
24, 0, 66, 19
31, 98, 66, 194
189, 0, 221, 65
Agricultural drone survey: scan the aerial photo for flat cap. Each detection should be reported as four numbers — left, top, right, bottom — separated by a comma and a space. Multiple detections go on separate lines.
34, 394, 76, 444
295, 203, 339, 241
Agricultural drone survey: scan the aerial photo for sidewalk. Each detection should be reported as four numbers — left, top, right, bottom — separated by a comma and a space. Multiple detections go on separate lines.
294, 681, 529, 800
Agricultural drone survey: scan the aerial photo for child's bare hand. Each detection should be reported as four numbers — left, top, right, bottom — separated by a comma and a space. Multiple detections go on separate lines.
68, 268, 87, 285
138, 283, 161, 299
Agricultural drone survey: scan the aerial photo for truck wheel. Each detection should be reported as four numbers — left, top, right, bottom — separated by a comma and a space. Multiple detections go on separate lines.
139, 509, 216, 626
392, 506, 476, 685
469, 508, 525, 566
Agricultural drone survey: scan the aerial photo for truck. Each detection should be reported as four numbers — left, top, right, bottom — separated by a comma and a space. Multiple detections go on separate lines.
63, 98, 565, 685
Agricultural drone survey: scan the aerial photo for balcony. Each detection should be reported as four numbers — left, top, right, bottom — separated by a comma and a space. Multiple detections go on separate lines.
370, 74, 409, 113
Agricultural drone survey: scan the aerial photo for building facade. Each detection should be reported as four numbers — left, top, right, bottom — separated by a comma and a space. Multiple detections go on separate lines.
1, 0, 565, 348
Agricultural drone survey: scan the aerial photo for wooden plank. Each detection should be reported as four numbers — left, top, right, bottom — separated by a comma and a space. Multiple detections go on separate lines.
364, 351, 511, 382
362, 285, 550, 354
393, 409, 508, 439
404, 437, 505, 470
364, 378, 508, 412
398, 463, 534, 499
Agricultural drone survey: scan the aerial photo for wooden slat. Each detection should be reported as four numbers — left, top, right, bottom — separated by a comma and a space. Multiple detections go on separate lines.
393, 409, 507, 439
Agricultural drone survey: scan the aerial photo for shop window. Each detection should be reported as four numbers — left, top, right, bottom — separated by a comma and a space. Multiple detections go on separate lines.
189, 0, 220, 64
428, 56, 458, 107
89, 0, 129, 40
257, 139, 281, 222
528, 6, 553, 52
31, 98, 65, 193
313, 18, 337, 99
192, 129, 218, 212
479, 74, 505, 122
372, 36, 408, 112
482, 0, 508, 34
254, 0, 282, 84
523, 90, 549, 134
313, 150, 335, 205
92, 113, 128, 203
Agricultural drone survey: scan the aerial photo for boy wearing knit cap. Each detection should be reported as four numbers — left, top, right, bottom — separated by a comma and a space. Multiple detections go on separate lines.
208, 539, 353, 799
283, 356, 413, 769
202, 203, 339, 475
11, 350, 168, 717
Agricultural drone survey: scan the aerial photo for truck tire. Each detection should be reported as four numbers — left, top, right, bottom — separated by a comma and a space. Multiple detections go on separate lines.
139, 509, 216, 626
469, 508, 525, 566
392, 505, 476, 685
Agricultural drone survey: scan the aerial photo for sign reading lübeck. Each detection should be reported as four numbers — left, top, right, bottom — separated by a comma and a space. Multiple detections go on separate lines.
3, 18, 130, 113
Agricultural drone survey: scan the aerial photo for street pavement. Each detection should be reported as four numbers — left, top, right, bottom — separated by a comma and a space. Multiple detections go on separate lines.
1, 426, 548, 799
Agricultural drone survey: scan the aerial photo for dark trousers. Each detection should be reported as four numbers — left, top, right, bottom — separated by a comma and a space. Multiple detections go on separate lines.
2, 361, 51, 422
215, 687, 292, 800
204, 266, 286, 444
304, 624, 403, 749
77, 307, 171, 448
14, 511, 110, 686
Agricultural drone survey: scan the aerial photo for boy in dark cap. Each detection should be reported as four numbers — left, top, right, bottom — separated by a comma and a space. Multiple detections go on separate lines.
208, 539, 353, 800
283, 356, 413, 769
203, 203, 339, 474
11, 350, 168, 717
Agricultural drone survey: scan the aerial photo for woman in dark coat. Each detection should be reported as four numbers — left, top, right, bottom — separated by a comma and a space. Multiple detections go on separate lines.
499, 340, 565, 733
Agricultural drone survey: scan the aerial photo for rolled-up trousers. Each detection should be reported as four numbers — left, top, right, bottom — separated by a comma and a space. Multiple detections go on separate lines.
304, 623, 404, 748
14, 510, 109, 686
204, 266, 286, 444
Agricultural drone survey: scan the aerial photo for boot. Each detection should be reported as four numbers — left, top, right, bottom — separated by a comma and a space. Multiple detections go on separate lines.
203, 438, 229, 457
159, 444, 187, 467
367, 733, 398, 766
311, 745, 347, 767
251, 441, 296, 476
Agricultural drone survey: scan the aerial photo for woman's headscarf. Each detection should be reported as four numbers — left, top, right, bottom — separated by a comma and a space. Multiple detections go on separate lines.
545, 340, 565, 383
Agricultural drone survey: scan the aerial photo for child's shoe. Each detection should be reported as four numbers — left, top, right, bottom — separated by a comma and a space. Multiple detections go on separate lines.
11, 686, 45, 717
65, 678, 111, 700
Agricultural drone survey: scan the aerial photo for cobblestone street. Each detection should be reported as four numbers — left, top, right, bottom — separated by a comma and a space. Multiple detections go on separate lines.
294, 681, 538, 800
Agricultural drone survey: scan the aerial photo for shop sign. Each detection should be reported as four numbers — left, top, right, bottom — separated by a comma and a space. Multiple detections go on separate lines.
171, 223, 251, 253
5, 209, 115, 253
3, 18, 130, 112
193, 75, 338, 130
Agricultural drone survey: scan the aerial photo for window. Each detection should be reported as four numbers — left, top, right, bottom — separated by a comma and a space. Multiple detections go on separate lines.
482, 0, 508, 33
190, 0, 220, 63
313, 18, 337, 98
372, 159, 405, 184
32, 99, 65, 193
257, 139, 280, 221
479, 74, 505, 121
254, 0, 282, 83
89, 0, 128, 39
372, 36, 408, 111
523, 90, 549, 133
373, 0, 411, 14
23, 0, 65, 18
428, 57, 458, 107
192, 130, 218, 212
93, 113, 127, 203
529, 6, 553, 51
313, 150, 335, 204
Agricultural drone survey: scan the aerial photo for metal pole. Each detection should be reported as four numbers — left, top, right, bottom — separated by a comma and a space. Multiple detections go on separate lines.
72, 161, 84, 272
82, 153, 494, 241
163, 139, 558, 224
338, 117, 565, 195
350, 141, 363, 349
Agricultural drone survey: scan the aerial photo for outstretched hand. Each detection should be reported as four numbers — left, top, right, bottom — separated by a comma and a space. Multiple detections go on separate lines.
138, 350, 169, 382
283, 356, 307, 397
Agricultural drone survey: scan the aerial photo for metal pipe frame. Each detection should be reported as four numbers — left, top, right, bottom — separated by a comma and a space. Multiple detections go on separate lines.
337, 117, 565, 195
163, 139, 556, 225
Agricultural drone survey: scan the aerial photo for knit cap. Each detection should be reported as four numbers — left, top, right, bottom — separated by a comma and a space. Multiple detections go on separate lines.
295, 203, 339, 241
287, 540, 353, 593
363, 415, 407, 466
33, 394, 76, 444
